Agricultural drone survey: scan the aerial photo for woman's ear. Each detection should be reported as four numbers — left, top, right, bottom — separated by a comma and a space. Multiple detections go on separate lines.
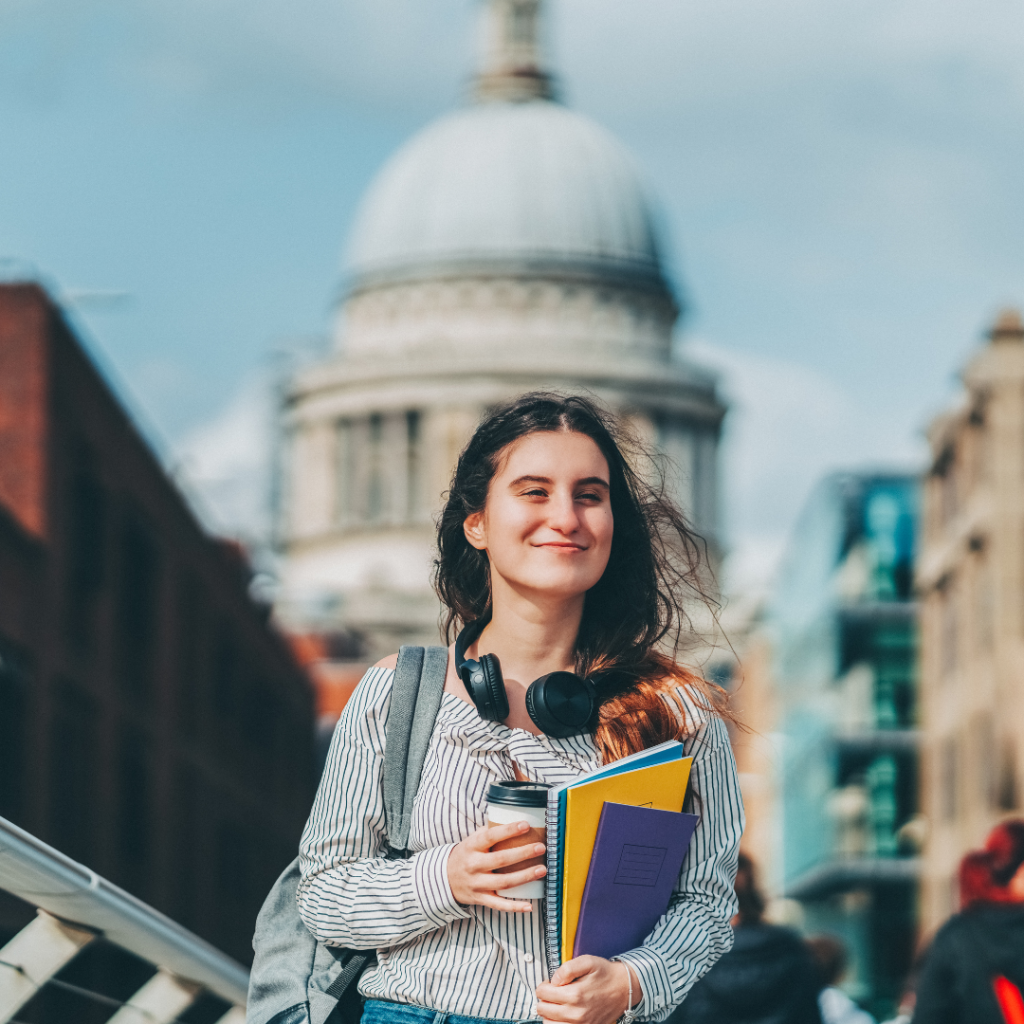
463, 512, 487, 550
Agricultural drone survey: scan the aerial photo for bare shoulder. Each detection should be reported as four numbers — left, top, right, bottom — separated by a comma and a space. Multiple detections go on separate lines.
374, 653, 400, 670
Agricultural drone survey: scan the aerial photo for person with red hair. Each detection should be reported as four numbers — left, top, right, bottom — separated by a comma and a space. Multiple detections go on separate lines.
912, 820, 1024, 1024
957, 851, 1003, 909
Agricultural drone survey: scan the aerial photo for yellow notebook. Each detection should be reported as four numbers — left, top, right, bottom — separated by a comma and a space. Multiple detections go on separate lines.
561, 757, 693, 963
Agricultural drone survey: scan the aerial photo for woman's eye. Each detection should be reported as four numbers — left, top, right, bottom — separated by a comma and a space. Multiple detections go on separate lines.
576, 491, 603, 502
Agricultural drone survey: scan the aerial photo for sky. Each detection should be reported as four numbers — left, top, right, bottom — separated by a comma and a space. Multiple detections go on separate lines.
2, 0, 1023, 597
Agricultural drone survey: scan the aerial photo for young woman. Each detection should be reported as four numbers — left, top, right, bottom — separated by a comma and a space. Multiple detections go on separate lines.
297, 393, 744, 1024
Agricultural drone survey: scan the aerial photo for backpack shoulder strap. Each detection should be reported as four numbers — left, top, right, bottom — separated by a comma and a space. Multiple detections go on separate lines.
381, 645, 448, 856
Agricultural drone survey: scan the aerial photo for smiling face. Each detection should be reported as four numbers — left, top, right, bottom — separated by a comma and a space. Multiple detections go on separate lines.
463, 429, 614, 606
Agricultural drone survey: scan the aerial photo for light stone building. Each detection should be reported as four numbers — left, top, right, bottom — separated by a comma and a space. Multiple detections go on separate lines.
917, 309, 1024, 936
277, 0, 726, 661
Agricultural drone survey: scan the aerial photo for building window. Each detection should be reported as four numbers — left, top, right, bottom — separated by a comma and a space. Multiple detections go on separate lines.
49, 679, 97, 862
366, 413, 384, 522
406, 410, 422, 521
176, 575, 205, 737
212, 625, 239, 720
335, 418, 354, 526
215, 815, 254, 955
969, 712, 996, 808
937, 448, 957, 526
117, 727, 152, 897
241, 674, 279, 789
939, 579, 958, 680
866, 755, 898, 855
997, 738, 1019, 811
968, 412, 987, 486
172, 766, 201, 931
940, 736, 959, 821
0, 640, 29, 826
975, 554, 994, 652
116, 511, 160, 702
65, 467, 106, 653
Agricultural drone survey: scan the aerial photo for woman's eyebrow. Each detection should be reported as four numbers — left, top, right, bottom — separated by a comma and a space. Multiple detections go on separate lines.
507, 474, 609, 489
508, 475, 553, 487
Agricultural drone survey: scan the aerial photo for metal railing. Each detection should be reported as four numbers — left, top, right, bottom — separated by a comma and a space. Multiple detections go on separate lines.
0, 815, 247, 1024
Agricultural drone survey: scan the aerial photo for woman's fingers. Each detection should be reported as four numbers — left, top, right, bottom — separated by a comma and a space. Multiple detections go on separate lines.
550, 957, 599, 986
535, 980, 581, 1004
477, 891, 534, 913
490, 842, 546, 869
465, 843, 544, 873
534, 998, 584, 1023
488, 866, 546, 894
470, 821, 531, 849
475, 859, 546, 895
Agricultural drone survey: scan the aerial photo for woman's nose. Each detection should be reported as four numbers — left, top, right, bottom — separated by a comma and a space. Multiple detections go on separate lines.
546, 493, 580, 532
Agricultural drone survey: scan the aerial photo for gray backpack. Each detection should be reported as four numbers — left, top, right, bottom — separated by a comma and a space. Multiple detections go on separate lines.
247, 646, 449, 1024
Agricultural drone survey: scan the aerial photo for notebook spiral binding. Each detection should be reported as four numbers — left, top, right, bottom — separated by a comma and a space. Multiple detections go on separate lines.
544, 792, 562, 975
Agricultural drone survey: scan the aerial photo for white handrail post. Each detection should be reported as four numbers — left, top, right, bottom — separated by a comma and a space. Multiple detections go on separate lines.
105, 967, 202, 1024
0, 909, 97, 1024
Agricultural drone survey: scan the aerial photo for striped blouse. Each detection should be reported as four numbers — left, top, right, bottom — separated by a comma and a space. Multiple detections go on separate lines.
297, 665, 744, 1022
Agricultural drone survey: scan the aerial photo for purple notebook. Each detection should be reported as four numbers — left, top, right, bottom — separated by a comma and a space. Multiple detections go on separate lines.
573, 802, 699, 960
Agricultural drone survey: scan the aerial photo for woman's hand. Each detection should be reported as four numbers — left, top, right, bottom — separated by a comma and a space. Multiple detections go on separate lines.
535, 957, 642, 1024
447, 821, 546, 912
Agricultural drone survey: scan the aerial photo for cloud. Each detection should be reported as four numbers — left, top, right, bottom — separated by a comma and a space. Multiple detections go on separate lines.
13, 0, 1024, 126
685, 338, 926, 596
0, 0, 473, 115
173, 373, 275, 542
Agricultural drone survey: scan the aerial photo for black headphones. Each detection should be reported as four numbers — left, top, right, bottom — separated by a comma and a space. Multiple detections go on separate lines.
454, 620, 597, 738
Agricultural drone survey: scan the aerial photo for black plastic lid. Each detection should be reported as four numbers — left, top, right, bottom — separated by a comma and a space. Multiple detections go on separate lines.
486, 781, 551, 807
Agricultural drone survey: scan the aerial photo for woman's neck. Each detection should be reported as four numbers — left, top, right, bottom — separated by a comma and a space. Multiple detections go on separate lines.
477, 583, 584, 682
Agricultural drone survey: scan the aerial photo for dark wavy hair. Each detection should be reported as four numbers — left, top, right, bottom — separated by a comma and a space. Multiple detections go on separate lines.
432, 391, 727, 761
985, 819, 1024, 889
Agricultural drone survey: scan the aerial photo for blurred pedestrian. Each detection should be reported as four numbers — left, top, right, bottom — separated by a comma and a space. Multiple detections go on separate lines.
912, 820, 1024, 1024
807, 934, 875, 1024
878, 953, 924, 1024
669, 853, 823, 1024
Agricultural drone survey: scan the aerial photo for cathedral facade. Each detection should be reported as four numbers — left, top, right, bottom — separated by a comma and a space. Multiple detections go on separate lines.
277, 0, 726, 660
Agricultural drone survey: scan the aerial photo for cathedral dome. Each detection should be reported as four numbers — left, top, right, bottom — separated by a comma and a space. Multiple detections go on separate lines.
345, 99, 668, 292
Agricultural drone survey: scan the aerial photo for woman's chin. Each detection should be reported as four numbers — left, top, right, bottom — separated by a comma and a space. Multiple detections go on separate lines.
505, 573, 603, 603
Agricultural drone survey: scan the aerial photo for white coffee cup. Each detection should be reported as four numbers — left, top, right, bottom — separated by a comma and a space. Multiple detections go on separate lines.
486, 781, 550, 900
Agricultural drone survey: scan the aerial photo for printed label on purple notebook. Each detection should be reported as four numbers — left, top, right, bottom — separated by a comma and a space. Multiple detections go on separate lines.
614, 845, 668, 887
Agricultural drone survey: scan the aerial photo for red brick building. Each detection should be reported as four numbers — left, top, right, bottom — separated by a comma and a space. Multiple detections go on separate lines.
0, 283, 317, 966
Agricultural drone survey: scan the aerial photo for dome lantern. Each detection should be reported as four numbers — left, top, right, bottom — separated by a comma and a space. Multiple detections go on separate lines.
475, 0, 555, 103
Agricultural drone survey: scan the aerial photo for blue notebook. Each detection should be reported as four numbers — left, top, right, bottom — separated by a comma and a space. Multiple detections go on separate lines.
573, 801, 699, 960
543, 740, 684, 973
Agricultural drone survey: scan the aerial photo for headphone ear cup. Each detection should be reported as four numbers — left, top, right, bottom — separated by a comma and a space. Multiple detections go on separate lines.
478, 653, 510, 722
526, 672, 596, 738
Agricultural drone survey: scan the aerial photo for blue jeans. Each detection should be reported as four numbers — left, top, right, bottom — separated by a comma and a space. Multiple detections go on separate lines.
362, 999, 535, 1024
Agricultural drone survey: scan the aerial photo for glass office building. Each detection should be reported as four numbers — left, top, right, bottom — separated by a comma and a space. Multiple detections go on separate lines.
767, 472, 919, 1016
